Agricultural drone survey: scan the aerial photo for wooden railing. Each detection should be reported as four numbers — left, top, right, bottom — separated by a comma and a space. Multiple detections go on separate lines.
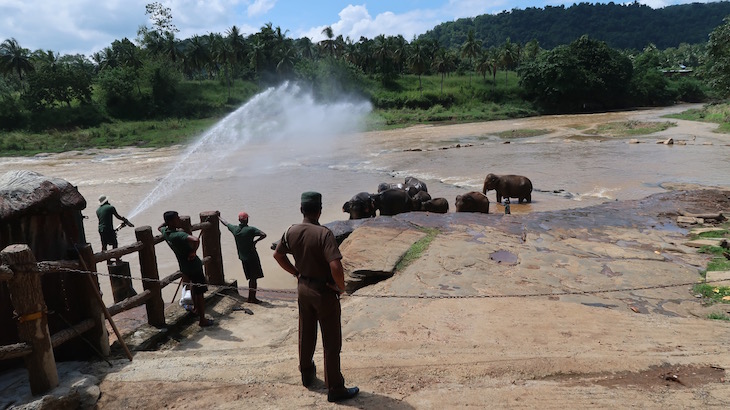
0, 211, 226, 395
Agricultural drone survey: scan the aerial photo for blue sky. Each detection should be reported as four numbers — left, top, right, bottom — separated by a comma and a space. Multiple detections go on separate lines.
0, 0, 719, 57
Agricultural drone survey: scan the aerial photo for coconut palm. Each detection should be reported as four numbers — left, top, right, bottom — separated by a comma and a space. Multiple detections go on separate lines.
475, 51, 492, 83
0, 38, 34, 83
460, 30, 482, 86
408, 41, 430, 95
432, 48, 456, 95
320, 26, 336, 57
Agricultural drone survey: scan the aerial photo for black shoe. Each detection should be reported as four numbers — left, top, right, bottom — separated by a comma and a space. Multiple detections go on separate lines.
301, 364, 316, 387
327, 386, 359, 403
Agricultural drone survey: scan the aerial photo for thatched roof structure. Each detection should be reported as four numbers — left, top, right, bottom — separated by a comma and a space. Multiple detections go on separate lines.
0, 170, 86, 221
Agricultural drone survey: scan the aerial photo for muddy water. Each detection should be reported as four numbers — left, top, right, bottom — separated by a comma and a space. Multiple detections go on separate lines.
1, 103, 728, 304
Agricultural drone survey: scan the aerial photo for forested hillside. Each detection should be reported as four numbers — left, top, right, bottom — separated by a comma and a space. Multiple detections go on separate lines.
420, 1, 730, 50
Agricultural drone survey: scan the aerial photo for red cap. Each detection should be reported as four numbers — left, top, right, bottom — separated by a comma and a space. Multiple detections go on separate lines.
238, 212, 249, 221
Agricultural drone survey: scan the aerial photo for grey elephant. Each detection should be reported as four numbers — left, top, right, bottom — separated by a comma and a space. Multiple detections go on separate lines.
455, 191, 490, 213
404, 176, 428, 197
377, 182, 404, 192
374, 188, 412, 216
342, 192, 376, 219
410, 190, 432, 209
420, 197, 449, 213
482, 173, 533, 203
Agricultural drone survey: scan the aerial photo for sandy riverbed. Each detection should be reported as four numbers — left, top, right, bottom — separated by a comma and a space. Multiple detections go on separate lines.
3, 104, 730, 409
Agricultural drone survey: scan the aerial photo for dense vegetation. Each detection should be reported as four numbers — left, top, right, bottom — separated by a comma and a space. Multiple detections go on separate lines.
1, 2, 730, 155
421, 1, 730, 50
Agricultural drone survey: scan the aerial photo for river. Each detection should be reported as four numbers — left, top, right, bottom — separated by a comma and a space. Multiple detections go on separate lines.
1, 97, 728, 305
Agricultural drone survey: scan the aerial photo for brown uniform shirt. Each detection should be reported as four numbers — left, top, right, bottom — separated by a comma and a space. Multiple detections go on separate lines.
275, 222, 342, 282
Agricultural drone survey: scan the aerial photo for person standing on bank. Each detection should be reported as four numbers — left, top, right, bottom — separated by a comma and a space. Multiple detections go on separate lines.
218, 211, 267, 304
96, 195, 132, 253
158, 211, 214, 327
273, 191, 359, 403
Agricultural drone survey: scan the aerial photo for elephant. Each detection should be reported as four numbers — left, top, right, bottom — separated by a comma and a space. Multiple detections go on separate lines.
455, 191, 490, 213
342, 192, 376, 220
404, 176, 428, 197
482, 173, 533, 204
373, 188, 412, 216
410, 190, 432, 207
378, 182, 405, 193
421, 197, 449, 213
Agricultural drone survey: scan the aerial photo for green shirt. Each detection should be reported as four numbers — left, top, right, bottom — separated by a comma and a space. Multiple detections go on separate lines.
226, 223, 264, 262
161, 227, 203, 276
96, 203, 117, 232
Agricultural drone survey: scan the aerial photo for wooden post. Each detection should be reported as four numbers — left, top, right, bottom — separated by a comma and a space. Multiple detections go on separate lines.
1, 244, 58, 395
200, 211, 225, 285
135, 227, 165, 327
77, 244, 111, 357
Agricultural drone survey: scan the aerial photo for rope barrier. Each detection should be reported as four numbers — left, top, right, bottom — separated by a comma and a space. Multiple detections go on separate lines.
50, 266, 729, 300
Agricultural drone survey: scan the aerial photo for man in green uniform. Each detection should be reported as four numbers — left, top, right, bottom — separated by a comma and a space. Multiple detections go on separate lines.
219, 211, 267, 304
273, 191, 359, 403
158, 211, 213, 327
96, 195, 132, 252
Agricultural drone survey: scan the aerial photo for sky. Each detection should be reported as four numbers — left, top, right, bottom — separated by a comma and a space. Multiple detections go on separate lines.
0, 0, 720, 57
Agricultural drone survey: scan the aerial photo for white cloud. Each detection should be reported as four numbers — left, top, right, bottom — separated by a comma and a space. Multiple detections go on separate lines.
247, 0, 276, 17
299, 4, 444, 42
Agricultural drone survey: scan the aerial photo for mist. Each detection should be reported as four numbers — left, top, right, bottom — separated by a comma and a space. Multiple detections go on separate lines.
128, 82, 372, 219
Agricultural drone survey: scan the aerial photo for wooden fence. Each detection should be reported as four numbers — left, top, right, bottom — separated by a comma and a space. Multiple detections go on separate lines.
0, 211, 225, 395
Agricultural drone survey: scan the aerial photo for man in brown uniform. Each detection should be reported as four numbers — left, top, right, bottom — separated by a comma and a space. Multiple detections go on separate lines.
273, 191, 359, 403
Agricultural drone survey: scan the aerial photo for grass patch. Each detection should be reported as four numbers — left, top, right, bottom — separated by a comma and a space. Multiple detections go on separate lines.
692, 229, 729, 239
494, 129, 551, 138
664, 102, 730, 134
708, 312, 730, 321
706, 257, 730, 272
395, 228, 440, 272
0, 118, 218, 156
693, 283, 730, 303
584, 120, 676, 137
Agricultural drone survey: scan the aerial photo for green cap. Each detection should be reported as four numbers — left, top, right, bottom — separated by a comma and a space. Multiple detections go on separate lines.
301, 191, 322, 206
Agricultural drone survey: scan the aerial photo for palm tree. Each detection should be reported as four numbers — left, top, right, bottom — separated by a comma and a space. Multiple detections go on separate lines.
227, 25, 248, 84
0, 38, 34, 83
276, 45, 296, 77
500, 38, 518, 85
460, 30, 482, 86
31, 49, 59, 70
487, 46, 500, 87
249, 38, 265, 79
408, 41, 430, 95
320, 26, 336, 57
183, 35, 209, 82
432, 48, 457, 95
295, 37, 317, 60
475, 51, 492, 83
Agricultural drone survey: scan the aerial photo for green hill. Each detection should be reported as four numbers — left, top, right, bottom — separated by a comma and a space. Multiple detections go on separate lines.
419, 1, 730, 50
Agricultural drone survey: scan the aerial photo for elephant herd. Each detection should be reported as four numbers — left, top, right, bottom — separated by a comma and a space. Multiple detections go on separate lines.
342, 174, 533, 220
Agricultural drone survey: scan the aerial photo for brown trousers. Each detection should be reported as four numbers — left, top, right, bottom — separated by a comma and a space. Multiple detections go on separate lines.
297, 280, 345, 391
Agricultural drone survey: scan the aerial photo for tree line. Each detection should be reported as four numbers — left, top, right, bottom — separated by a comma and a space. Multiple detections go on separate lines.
421, 1, 730, 50
1, 2, 730, 133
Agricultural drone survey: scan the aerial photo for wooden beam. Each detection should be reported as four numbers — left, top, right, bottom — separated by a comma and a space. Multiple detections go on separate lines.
107, 290, 151, 316
50, 318, 95, 348
93, 241, 144, 263
0, 342, 32, 360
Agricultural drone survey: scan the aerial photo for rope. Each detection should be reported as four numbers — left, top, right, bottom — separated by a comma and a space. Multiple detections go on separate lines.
49, 266, 729, 300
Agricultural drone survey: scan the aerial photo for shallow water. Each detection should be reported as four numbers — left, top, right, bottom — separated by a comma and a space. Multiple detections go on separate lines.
1, 102, 728, 304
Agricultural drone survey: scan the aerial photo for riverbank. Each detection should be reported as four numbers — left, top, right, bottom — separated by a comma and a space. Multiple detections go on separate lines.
76, 188, 730, 408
